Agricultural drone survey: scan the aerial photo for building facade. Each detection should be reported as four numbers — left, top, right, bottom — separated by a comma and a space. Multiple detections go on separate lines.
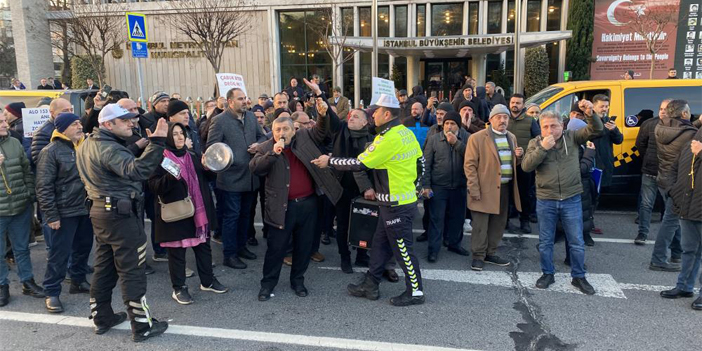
15, 0, 572, 106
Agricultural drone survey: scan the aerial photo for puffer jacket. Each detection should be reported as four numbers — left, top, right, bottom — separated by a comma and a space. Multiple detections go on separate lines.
655, 118, 697, 191
635, 117, 660, 176
9, 118, 31, 161
422, 128, 469, 190
507, 109, 541, 151
669, 128, 702, 221
76, 128, 166, 201
522, 113, 604, 201
35, 130, 88, 223
0, 135, 35, 216
30, 118, 55, 167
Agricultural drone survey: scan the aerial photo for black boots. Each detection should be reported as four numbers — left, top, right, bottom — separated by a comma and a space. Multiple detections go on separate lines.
69, 281, 91, 294
347, 272, 380, 300
0, 284, 8, 306
22, 279, 45, 298
45, 296, 64, 313
390, 290, 425, 307
127, 297, 169, 342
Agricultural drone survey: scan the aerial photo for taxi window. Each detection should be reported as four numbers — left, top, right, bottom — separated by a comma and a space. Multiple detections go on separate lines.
624, 86, 702, 126
543, 93, 574, 121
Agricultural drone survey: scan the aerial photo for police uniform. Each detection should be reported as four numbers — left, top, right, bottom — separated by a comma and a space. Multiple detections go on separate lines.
75, 104, 168, 341
328, 94, 426, 305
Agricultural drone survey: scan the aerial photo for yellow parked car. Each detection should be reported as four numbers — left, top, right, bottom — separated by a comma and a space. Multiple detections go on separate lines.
525, 79, 702, 194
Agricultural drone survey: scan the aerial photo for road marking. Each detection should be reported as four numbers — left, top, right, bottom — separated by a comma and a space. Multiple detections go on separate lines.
248, 222, 650, 245
0, 311, 480, 351
321, 267, 695, 299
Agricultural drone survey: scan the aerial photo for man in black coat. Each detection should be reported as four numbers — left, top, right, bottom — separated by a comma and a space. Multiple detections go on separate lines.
36, 113, 94, 313
634, 99, 670, 245
250, 85, 342, 301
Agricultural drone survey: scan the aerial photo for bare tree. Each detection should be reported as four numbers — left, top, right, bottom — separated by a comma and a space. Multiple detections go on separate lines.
47, 0, 72, 86
304, 8, 358, 90
48, 2, 123, 88
624, 3, 680, 79
165, 0, 252, 96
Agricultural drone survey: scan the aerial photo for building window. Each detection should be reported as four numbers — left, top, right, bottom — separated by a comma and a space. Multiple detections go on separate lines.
546, 42, 559, 84
507, 0, 515, 33
378, 6, 390, 37
417, 4, 426, 36
395, 5, 408, 37
359, 7, 371, 37
279, 10, 332, 89
343, 55, 354, 98
486, 53, 502, 81
468, 2, 479, 35
546, 0, 561, 31
341, 7, 354, 35
393, 56, 407, 89
487, 0, 502, 34
431, 3, 463, 36
360, 52, 372, 106
526, 0, 541, 32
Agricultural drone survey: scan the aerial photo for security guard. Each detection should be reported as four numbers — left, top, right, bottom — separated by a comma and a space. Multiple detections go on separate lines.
76, 104, 169, 341
312, 93, 426, 306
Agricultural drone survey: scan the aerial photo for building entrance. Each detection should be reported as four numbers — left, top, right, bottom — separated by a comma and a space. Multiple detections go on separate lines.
421, 58, 470, 101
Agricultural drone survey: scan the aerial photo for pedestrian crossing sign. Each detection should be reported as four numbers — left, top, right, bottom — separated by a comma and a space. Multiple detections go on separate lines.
126, 13, 148, 42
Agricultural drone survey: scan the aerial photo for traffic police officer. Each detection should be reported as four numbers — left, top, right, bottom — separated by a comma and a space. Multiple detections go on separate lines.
312, 93, 426, 306
76, 104, 169, 341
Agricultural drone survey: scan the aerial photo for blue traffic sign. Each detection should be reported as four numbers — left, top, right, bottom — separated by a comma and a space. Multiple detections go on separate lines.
131, 42, 148, 58
126, 12, 148, 42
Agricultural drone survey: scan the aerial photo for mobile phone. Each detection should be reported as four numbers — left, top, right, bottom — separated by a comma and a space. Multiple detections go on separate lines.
609, 116, 617, 122
161, 158, 181, 179
100, 84, 112, 99
431, 91, 437, 98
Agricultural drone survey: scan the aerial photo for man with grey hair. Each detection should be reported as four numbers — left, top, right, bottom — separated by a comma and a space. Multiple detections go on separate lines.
485, 81, 507, 107
650, 99, 698, 274
522, 101, 603, 295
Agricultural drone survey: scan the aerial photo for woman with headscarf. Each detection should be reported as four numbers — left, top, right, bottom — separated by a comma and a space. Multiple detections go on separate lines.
149, 123, 228, 305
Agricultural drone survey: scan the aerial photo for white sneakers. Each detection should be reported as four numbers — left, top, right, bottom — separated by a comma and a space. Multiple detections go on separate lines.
463, 219, 472, 233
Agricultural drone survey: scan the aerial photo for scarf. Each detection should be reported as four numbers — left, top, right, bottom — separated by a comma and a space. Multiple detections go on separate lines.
348, 127, 369, 152
164, 122, 208, 238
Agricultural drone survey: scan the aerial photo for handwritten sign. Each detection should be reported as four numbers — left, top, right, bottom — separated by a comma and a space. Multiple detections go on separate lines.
370, 77, 396, 106
21, 108, 51, 138
216, 73, 248, 98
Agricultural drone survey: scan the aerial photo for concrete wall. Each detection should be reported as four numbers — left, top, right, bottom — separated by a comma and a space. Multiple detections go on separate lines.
103, 10, 271, 101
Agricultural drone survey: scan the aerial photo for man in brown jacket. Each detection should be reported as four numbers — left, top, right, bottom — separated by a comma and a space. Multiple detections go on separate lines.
464, 105, 523, 271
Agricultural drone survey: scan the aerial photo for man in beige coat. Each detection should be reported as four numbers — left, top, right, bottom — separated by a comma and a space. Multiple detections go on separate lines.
464, 105, 523, 271
329, 87, 350, 121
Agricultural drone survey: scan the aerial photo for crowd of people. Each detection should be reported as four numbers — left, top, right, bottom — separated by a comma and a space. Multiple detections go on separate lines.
0, 73, 701, 343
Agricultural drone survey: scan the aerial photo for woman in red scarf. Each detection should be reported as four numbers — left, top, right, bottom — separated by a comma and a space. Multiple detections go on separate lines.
149, 123, 228, 305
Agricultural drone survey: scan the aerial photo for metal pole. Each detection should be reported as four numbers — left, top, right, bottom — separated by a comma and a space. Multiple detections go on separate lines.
136, 58, 145, 108
372, 0, 378, 78
513, 0, 522, 94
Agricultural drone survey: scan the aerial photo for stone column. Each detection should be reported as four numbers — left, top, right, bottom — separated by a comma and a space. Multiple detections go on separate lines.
471, 54, 486, 86
406, 55, 420, 91
10, 0, 54, 89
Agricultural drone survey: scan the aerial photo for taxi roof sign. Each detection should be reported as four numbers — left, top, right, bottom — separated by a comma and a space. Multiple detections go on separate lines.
126, 12, 148, 42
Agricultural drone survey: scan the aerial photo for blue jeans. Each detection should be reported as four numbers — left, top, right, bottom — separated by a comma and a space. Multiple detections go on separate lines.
221, 190, 255, 259
43, 215, 94, 296
637, 174, 659, 237
676, 220, 702, 292
537, 195, 586, 278
0, 205, 34, 285
651, 189, 682, 265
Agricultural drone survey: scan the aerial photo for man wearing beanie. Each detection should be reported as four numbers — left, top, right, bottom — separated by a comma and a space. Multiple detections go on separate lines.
458, 100, 484, 133
36, 113, 94, 313
465, 105, 522, 271
4, 102, 31, 157
425, 102, 454, 143
167, 99, 201, 155
141, 91, 170, 132
422, 111, 470, 262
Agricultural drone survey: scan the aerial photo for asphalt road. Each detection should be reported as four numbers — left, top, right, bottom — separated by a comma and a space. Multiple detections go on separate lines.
1, 206, 701, 351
